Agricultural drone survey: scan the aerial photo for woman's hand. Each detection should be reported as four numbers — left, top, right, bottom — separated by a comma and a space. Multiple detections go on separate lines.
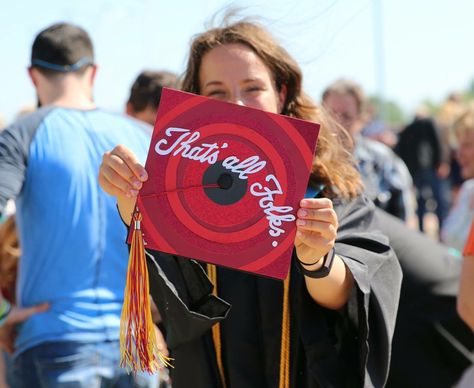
294, 198, 353, 310
294, 198, 338, 265
99, 145, 148, 224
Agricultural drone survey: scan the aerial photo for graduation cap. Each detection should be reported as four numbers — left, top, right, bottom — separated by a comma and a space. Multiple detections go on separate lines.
120, 88, 320, 372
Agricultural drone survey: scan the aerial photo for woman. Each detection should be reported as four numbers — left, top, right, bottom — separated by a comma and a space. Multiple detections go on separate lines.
99, 20, 402, 388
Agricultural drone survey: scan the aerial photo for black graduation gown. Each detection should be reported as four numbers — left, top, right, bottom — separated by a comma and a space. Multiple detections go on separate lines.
146, 195, 402, 388
373, 209, 474, 388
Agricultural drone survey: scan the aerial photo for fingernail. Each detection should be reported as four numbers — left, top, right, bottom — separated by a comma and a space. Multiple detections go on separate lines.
296, 230, 302, 237
300, 199, 309, 207
296, 220, 306, 226
298, 209, 307, 217
139, 171, 148, 180
130, 189, 139, 197
132, 180, 141, 189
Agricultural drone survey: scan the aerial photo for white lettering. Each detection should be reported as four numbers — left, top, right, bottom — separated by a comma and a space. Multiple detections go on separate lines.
173, 131, 201, 157
222, 155, 266, 179
155, 128, 224, 165
155, 127, 191, 155
250, 174, 295, 240
155, 127, 293, 247
155, 128, 266, 178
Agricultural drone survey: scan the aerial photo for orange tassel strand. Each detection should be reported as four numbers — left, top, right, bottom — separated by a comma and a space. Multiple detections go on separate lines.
207, 264, 227, 388
120, 208, 173, 373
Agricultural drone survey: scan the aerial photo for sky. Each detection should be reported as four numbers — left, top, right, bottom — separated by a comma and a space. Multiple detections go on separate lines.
1, 0, 473, 125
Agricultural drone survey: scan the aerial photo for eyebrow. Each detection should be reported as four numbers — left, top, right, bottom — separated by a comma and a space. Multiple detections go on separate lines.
203, 78, 264, 88
242, 78, 264, 84
203, 81, 223, 88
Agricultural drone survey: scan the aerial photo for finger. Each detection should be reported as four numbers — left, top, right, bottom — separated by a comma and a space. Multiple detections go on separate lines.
100, 163, 139, 198
296, 229, 334, 251
102, 152, 144, 190
110, 145, 148, 182
296, 220, 337, 240
297, 207, 337, 224
154, 326, 169, 357
300, 197, 333, 210
7, 303, 49, 325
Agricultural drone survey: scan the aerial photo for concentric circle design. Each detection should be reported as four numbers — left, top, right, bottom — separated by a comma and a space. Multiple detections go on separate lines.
203, 162, 247, 205
136, 88, 319, 279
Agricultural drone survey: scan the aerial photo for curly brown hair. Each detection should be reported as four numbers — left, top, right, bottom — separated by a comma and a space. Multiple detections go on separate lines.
181, 20, 362, 199
0, 217, 20, 299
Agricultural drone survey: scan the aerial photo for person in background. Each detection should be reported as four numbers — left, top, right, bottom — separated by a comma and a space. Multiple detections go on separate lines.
442, 103, 474, 253
437, 92, 466, 200
456, 218, 474, 388
323, 81, 473, 387
322, 78, 415, 222
0, 290, 48, 387
0, 216, 41, 388
360, 101, 397, 148
126, 70, 180, 126
0, 22, 158, 387
397, 106, 450, 233
376, 209, 474, 388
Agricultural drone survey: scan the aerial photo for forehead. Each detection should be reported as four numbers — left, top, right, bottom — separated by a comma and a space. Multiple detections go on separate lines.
199, 43, 273, 82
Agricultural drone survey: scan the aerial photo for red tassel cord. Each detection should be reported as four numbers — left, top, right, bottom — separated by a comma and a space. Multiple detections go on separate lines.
120, 208, 173, 373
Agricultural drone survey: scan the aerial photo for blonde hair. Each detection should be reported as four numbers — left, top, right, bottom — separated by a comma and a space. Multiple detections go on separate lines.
454, 102, 474, 139
182, 21, 362, 199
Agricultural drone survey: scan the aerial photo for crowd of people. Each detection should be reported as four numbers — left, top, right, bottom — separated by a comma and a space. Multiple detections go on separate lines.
0, 15, 473, 388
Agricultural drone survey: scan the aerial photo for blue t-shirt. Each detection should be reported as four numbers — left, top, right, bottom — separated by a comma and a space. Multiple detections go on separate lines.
0, 107, 151, 356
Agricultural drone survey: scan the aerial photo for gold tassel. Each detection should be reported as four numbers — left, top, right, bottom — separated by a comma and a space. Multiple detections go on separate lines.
279, 270, 291, 388
207, 264, 227, 388
208, 264, 291, 388
120, 208, 173, 373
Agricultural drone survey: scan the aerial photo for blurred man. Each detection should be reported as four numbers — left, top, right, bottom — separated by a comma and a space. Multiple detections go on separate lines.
0, 23, 156, 387
397, 106, 450, 232
322, 78, 414, 221
126, 70, 179, 125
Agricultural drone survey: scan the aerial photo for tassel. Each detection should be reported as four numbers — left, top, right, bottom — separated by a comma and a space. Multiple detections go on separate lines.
208, 263, 291, 388
279, 269, 290, 388
207, 264, 227, 388
120, 207, 173, 373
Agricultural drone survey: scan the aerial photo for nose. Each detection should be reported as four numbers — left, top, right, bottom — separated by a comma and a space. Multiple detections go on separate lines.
229, 90, 245, 106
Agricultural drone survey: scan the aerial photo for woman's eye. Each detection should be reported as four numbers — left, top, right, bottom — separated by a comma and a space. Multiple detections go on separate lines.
246, 86, 263, 93
207, 90, 226, 97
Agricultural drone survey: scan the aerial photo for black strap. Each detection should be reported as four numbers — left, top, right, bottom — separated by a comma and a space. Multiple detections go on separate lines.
296, 248, 336, 278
